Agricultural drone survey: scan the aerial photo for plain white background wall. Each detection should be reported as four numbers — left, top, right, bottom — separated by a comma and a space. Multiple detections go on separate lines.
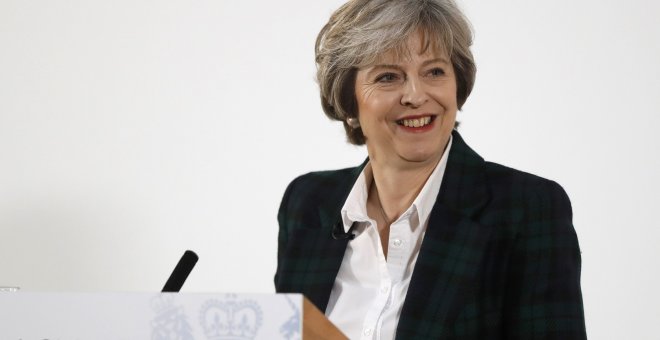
1, 0, 658, 338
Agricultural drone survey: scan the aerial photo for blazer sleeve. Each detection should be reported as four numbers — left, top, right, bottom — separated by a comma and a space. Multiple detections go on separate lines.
504, 180, 587, 339
274, 176, 299, 290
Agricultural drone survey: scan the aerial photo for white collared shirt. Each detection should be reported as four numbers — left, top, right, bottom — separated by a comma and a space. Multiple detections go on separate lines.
326, 136, 453, 340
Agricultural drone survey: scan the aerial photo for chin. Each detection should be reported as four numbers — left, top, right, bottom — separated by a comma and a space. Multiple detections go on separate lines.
398, 148, 441, 163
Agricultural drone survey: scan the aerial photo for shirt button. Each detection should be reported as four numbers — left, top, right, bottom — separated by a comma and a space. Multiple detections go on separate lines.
363, 328, 372, 336
392, 239, 402, 247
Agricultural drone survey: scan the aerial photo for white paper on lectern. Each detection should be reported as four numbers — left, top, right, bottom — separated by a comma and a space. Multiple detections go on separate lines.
0, 292, 302, 339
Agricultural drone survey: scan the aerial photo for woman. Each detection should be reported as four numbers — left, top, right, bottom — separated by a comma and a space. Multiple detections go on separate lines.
275, 0, 586, 339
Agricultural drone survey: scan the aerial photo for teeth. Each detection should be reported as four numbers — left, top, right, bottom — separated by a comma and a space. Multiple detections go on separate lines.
401, 116, 432, 127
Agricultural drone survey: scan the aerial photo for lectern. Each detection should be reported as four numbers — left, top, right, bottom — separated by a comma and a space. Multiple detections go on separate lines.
0, 292, 347, 339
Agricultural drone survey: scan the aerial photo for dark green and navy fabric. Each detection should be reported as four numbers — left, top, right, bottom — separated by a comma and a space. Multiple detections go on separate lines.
275, 130, 586, 339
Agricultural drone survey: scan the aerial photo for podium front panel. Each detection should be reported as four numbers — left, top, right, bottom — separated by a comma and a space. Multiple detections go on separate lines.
0, 292, 304, 339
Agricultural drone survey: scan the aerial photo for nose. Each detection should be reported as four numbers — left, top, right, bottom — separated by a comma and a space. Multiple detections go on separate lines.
401, 77, 428, 108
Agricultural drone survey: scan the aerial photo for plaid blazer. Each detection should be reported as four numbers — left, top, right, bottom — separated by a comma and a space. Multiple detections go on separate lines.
275, 131, 586, 339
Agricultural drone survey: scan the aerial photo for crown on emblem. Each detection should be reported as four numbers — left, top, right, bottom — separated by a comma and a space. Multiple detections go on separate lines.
200, 295, 263, 340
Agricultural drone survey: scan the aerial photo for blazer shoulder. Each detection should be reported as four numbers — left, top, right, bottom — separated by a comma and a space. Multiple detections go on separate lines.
285, 166, 360, 201
292, 166, 359, 188
483, 161, 570, 199
443, 132, 571, 220
279, 166, 361, 228
482, 161, 574, 232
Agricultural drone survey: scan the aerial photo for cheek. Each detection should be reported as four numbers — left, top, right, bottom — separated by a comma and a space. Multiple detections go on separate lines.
433, 87, 459, 111
358, 95, 390, 123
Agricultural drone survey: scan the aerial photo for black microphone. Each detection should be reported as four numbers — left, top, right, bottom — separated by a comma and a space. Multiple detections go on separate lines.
332, 221, 356, 240
162, 250, 198, 292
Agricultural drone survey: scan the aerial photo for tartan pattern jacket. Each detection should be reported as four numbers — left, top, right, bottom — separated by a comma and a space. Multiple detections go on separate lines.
275, 131, 586, 339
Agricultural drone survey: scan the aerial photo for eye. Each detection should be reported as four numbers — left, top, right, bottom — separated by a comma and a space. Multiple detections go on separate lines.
428, 67, 445, 77
375, 72, 400, 83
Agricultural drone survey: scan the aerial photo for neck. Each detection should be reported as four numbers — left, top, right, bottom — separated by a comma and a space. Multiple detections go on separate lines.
368, 157, 439, 221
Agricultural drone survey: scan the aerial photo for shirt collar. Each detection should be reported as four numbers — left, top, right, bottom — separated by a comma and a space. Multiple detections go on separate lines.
340, 163, 373, 230
340, 135, 453, 232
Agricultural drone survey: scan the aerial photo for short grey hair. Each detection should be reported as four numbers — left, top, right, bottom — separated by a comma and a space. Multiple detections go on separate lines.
315, 0, 476, 145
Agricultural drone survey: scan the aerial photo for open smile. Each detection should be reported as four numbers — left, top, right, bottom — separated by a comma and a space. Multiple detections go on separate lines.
395, 115, 437, 130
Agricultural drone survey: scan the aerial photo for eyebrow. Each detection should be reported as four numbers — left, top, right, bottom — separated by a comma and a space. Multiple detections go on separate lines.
421, 57, 450, 67
367, 57, 451, 74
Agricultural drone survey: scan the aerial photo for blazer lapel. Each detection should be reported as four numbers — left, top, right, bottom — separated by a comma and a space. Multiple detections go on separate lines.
397, 131, 493, 337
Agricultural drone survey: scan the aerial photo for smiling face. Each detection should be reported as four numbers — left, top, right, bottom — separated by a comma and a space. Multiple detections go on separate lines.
355, 32, 458, 169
